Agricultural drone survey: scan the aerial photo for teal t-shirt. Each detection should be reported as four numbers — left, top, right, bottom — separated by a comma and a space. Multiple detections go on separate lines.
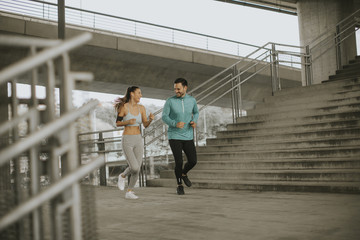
162, 94, 199, 140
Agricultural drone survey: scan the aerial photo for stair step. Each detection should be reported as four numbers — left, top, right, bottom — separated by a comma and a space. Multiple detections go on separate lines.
343, 62, 360, 70
235, 112, 360, 129
349, 57, 360, 64
336, 67, 360, 76
328, 74, 360, 81
237, 110, 360, 124
245, 103, 360, 121
196, 147, 360, 160
265, 85, 360, 104
201, 138, 360, 151
251, 96, 360, 115
194, 159, 360, 170
159, 169, 360, 182
273, 78, 360, 97
213, 128, 360, 143
207, 130, 360, 145
220, 122, 360, 138
146, 179, 360, 194
228, 118, 360, 131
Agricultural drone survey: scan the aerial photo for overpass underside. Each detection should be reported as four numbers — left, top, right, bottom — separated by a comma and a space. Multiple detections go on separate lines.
0, 13, 301, 109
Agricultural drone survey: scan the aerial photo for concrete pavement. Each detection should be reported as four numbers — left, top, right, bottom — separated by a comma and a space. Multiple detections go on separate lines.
94, 186, 360, 240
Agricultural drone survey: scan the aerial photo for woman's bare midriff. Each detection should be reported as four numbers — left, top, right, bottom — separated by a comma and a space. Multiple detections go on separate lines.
123, 126, 141, 135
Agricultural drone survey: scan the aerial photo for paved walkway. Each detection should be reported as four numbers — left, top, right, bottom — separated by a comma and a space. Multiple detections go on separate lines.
94, 186, 360, 240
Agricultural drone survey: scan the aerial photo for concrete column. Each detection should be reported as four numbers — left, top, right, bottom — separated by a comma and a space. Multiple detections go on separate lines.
297, 0, 359, 85
58, 0, 65, 39
0, 83, 11, 190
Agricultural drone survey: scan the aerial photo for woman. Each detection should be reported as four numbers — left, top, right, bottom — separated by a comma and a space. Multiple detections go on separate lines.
114, 86, 154, 199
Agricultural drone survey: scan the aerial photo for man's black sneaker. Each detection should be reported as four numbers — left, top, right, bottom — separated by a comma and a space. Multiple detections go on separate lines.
177, 185, 185, 195
182, 175, 192, 187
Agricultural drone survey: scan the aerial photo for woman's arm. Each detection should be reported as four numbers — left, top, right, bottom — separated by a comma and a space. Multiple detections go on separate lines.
141, 105, 154, 128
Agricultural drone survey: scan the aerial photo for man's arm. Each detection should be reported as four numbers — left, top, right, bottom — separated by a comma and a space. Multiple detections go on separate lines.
162, 99, 177, 127
192, 98, 199, 123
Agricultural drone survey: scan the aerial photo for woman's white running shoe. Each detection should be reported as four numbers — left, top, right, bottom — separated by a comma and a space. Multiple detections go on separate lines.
117, 174, 125, 191
125, 191, 139, 199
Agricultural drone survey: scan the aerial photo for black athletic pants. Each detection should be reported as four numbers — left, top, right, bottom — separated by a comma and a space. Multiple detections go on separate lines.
169, 139, 197, 185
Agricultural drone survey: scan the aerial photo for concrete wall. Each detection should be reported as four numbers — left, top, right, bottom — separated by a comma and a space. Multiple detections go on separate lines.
297, 0, 359, 84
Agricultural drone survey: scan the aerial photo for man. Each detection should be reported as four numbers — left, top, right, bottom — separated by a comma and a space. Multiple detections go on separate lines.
162, 78, 199, 195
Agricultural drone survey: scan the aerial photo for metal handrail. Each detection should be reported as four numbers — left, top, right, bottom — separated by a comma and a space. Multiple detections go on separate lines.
0, 155, 104, 231
0, 107, 38, 135
305, 8, 360, 80
78, 127, 123, 136
308, 8, 360, 49
197, 54, 271, 104
189, 42, 272, 96
0, 32, 97, 239
142, 43, 291, 145
148, 42, 275, 121
146, 41, 303, 133
0, 32, 92, 84
0, 100, 98, 167
199, 63, 271, 112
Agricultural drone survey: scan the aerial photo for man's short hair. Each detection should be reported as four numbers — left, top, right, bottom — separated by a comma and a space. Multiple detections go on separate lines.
174, 78, 188, 87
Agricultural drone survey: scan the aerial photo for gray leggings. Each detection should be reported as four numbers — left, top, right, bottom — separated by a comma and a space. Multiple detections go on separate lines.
122, 134, 144, 189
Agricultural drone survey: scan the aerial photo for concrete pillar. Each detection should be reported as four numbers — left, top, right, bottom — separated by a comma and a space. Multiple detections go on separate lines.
297, 0, 359, 85
0, 83, 11, 190
58, 0, 65, 39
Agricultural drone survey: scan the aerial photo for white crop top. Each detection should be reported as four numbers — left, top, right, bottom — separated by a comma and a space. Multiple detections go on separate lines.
123, 104, 142, 127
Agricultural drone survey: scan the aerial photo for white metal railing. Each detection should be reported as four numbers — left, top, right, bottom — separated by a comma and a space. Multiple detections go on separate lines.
0, 32, 101, 240
145, 41, 308, 141
78, 128, 126, 186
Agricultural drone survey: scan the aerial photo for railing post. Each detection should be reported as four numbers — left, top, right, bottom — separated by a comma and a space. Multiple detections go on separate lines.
304, 45, 312, 86
97, 132, 107, 186
57, 0, 65, 39
142, 132, 147, 187
231, 66, 241, 121
236, 66, 242, 118
270, 43, 279, 95
195, 125, 199, 147
230, 73, 236, 123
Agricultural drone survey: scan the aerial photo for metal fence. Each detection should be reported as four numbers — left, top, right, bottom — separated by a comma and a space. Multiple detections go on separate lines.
0, 32, 102, 240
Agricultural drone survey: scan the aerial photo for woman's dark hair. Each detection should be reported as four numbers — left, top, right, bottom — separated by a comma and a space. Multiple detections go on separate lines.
114, 86, 139, 111
174, 78, 188, 87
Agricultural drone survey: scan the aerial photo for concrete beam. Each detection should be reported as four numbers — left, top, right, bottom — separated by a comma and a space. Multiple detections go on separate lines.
0, 13, 301, 110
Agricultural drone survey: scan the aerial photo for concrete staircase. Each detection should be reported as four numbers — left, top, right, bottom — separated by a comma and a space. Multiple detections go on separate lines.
147, 56, 360, 193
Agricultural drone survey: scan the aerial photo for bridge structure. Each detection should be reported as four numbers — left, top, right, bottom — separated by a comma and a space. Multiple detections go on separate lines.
0, 0, 302, 111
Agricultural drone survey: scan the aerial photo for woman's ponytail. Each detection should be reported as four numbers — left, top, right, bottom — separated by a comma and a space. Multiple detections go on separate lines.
114, 86, 139, 112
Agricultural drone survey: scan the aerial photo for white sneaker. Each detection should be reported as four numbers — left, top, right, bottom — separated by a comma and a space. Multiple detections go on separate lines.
117, 174, 125, 191
125, 191, 139, 199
